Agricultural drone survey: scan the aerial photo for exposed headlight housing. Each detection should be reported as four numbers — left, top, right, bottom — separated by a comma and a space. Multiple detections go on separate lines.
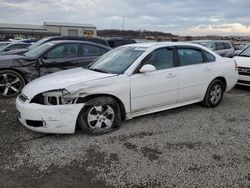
30, 89, 77, 105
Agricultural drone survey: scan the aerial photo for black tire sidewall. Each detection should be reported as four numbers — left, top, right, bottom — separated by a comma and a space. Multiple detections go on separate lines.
78, 97, 121, 135
0, 70, 25, 99
203, 79, 224, 108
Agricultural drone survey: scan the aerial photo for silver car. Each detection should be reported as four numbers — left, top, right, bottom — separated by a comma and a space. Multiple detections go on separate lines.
191, 40, 235, 58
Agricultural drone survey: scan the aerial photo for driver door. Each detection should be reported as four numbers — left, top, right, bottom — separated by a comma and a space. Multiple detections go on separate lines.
39, 43, 97, 76
130, 47, 178, 113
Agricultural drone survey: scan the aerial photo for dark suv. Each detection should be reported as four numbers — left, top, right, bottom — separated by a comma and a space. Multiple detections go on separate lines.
107, 38, 136, 48
2, 36, 110, 55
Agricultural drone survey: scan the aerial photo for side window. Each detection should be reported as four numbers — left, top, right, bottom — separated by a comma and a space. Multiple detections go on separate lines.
47, 44, 80, 59
144, 48, 174, 70
223, 42, 231, 49
67, 44, 80, 57
114, 40, 124, 47
208, 42, 216, 51
177, 48, 204, 66
82, 45, 101, 56
216, 42, 224, 50
47, 45, 66, 58
204, 51, 216, 62
101, 48, 108, 55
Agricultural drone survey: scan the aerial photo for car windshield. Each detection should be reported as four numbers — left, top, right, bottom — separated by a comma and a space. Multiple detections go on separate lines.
239, 46, 250, 57
0, 42, 10, 49
27, 37, 51, 49
23, 42, 54, 58
89, 46, 145, 74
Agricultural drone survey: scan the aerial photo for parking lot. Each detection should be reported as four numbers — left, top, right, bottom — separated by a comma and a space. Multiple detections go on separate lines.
0, 86, 249, 187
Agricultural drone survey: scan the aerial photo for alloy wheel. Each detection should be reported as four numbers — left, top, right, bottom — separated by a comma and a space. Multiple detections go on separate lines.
210, 84, 222, 104
0, 73, 22, 97
87, 105, 115, 129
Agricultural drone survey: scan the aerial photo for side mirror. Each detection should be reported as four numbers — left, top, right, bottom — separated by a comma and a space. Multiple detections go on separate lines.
139, 64, 156, 73
42, 54, 48, 60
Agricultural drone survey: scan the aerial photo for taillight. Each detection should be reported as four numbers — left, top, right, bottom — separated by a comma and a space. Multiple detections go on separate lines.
234, 59, 238, 71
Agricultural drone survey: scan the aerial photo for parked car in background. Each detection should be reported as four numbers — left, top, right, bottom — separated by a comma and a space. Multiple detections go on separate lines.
0, 42, 32, 55
2, 36, 110, 55
0, 42, 11, 49
191, 40, 235, 58
0, 40, 111, 98
234, 46, 250, 86
16, 42, 238, 135
107, 38, 136, 48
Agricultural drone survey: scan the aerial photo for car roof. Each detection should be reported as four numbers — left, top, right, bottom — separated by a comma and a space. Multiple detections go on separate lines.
123, 42, 221, 58
191, 40, 232, 43
46, 40, 111, 49
125, 42, 207, 48
42, 36, 109, 47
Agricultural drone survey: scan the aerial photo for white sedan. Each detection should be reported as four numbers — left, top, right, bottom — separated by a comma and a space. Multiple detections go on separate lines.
16, 42, 238, 135
234, 46, 250, 86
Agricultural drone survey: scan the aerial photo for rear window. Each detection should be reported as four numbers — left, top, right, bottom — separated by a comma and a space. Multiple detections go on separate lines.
177, 48, 204, 66
215, 42, 224, 50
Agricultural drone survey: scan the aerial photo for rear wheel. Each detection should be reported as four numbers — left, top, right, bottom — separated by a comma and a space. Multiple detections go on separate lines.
78, 97, 121, 135
202, 79, 225, 108
0, 70, 25, 99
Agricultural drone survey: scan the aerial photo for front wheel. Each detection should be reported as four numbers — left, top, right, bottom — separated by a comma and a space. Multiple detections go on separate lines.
202, 79, 225, 108
0, 70, 25, 99
78, 97, 121, 135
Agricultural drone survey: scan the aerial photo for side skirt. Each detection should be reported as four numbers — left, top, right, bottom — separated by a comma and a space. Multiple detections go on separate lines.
125, 99, 202, 120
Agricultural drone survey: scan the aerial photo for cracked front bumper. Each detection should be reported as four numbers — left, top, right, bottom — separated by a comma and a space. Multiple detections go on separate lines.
16, 97, 85, 134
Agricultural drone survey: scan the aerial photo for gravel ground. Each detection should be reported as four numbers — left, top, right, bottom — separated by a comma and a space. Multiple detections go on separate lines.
0, 86, 250, 188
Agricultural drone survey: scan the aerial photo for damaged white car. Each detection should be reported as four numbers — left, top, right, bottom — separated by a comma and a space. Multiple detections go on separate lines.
16, 42, 238, 135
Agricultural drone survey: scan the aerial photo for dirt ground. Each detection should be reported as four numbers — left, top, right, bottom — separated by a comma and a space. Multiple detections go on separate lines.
0, 86, 250, 188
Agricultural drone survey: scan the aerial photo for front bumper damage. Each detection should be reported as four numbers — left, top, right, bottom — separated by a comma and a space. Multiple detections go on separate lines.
16, 97, 84, 134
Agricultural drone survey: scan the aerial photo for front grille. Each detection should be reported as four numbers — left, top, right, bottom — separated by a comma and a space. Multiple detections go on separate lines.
238, 67, 250, 76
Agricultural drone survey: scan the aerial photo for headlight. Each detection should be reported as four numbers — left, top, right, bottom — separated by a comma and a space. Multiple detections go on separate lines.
41, 89, 75, 105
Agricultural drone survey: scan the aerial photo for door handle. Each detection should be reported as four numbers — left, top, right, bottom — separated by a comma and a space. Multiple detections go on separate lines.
204, 67, 211, 72
166, 73, 176, 78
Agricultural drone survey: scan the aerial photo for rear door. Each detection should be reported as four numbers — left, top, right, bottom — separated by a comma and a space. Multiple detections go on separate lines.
223, 42, 234, 57
176, 47, 216, 103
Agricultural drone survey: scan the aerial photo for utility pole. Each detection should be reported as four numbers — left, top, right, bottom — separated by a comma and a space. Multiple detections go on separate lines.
122, 16, 125, 31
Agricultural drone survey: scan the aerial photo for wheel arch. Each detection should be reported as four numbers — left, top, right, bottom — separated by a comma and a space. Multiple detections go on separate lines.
76, 94, 127, 121
213, 76, 227, 91
0, 68, 27, 83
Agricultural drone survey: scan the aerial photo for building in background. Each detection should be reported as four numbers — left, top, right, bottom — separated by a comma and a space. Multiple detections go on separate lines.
0, 21, 96, 39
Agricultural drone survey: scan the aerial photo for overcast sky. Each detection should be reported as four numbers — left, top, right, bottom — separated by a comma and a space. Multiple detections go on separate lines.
0, 0, 250, 36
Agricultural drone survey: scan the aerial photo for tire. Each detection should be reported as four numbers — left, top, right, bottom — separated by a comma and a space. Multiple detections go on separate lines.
0, 70, 25, 99
202, 79, 225, 108
77, 97, 121, 135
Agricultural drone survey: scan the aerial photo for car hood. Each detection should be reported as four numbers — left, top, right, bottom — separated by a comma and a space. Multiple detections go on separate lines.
0, 54, 23, 61
2, 48, 28, 55
234, 56, 250, 68
22, 67, 117, 99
